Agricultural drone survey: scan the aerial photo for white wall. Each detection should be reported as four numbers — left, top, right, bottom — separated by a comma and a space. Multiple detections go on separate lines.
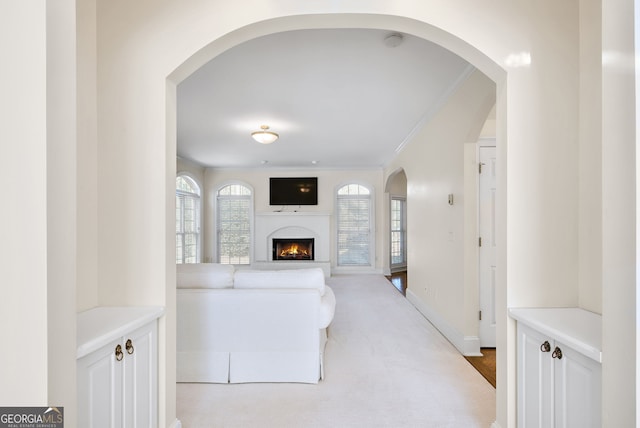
384, 70, 495, 355
203, 168, 384, 271
177, 157, 205, 185
0, 1, 624, 427
46, 2, 78, 425
0, 0, 49, 406
0, 1, 78, 425
601, 0, 637, 424
578, 0, 603, 313
77, 0, 99, 312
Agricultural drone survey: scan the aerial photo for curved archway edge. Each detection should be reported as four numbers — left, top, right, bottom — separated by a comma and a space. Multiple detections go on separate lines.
385, 167, 408, 193
165, 12, 508, 428
168, 14, 506, 85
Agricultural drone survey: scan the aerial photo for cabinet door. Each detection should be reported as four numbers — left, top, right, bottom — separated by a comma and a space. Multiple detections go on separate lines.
123, 321, 158, 428
517, 324, 554, 428
553, 342, 602, 428
77, 338, 123, 428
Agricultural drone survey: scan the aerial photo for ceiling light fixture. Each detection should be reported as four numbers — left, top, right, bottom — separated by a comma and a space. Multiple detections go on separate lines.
251, 125, 279, 144
384, 33, 404, 48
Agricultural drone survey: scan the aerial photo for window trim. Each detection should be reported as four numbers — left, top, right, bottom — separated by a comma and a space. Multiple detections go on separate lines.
214, 181, 254, 265
390, 195, 407, 271
176, 173, 202, 264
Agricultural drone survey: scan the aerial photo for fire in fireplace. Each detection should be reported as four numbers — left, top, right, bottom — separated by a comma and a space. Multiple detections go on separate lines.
272, 238, 314, 261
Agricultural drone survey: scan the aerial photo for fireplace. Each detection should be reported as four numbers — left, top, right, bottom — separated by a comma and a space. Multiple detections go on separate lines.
272, 238, 314, 261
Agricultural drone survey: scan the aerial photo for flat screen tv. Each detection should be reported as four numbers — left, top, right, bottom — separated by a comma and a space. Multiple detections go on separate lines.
269, 177, 318, 206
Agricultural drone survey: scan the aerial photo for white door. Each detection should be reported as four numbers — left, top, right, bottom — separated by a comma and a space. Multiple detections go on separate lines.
479, 146, 497, 347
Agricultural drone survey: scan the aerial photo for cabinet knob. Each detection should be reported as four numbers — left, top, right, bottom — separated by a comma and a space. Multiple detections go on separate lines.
115, 344, 124, 361
126, 339, 134, 355
540, 341, 551, 352
552, 346, 563, 360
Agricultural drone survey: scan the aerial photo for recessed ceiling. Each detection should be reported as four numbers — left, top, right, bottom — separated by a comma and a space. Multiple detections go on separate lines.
177, 28, 474, 169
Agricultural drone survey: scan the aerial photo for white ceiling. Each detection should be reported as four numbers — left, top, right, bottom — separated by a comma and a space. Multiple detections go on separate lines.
177, 29, 474, 169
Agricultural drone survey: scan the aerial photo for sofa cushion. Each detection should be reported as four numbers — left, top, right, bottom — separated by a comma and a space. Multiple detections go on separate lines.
233, 268, 326, 295
176, 263, 235, 289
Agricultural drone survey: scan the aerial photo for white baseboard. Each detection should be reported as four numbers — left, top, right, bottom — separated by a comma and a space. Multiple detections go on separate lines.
390, 264, 407, 274
463, 335, 483, 356
406, 289, 481, 356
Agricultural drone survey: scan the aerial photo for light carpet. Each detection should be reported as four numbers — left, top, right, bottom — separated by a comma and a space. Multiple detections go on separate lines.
177, 274, 496, 427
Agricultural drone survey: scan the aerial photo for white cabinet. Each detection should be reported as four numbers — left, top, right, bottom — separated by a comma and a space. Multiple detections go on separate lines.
77, 306, 164, 428
510, 308, 602, 428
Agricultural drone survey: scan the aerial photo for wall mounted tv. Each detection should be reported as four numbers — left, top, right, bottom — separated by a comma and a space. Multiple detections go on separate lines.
269, 177, 318, 206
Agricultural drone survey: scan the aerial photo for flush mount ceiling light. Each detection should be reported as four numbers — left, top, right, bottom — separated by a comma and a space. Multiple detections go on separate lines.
384, 33, 404, 48
251, 125, 279, 144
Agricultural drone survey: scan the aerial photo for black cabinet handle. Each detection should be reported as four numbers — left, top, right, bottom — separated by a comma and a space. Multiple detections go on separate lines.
115, 344, 124, 361
540, 341, 551, 352
552, 346, 563, 360
126, 339, 134, 355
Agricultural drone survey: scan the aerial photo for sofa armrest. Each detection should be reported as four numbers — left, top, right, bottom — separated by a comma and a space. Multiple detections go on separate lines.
318, 286, 336, 329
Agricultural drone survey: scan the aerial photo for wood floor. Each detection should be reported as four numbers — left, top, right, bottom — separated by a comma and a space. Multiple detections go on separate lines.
385, 271, 407, 295
465, 348, 496, 388
385, 271, 496, 388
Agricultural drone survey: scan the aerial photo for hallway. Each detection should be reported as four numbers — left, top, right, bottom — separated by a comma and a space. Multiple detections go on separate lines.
385, 272, 496, 388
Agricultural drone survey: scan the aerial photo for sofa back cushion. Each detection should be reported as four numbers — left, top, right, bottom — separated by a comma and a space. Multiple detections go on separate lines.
233, 268, 326, 295
176, 263, 235, 289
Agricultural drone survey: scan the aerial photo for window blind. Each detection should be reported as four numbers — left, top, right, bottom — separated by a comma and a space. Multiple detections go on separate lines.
337, 186, 371, 266
217, 185, 251, 265
176, 176, 201, 264
390, 198, 407, 266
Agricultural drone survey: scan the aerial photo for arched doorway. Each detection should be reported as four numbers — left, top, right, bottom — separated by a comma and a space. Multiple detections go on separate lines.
167, 12, 506, 426
385, 168, 408, 294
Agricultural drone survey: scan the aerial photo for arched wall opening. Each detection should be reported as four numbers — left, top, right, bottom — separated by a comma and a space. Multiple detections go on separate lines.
385, 168, 409, 192
166, 12, 507, 427
383, 168, 408, 277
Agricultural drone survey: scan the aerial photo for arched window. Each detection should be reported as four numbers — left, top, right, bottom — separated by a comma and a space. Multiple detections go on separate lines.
336, 183, 372, 266
217, 183, 252, 265
176, 175, 201, 264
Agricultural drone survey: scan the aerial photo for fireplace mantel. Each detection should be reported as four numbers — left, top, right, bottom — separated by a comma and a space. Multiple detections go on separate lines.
256, 211, 331, 217
253, 211, 331, 276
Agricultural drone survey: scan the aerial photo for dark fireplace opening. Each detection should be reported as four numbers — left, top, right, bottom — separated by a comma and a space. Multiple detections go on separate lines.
272, 238, 314, 261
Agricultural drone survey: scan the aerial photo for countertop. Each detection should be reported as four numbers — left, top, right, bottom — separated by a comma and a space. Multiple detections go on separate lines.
77, 306, 165, 359
509, 307, 602, 363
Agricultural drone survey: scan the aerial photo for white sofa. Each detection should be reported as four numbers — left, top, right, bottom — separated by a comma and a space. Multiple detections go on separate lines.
176, 264, 336, 384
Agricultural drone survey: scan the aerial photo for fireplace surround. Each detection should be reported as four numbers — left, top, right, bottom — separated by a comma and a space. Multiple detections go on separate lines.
253, 211, 331, 276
